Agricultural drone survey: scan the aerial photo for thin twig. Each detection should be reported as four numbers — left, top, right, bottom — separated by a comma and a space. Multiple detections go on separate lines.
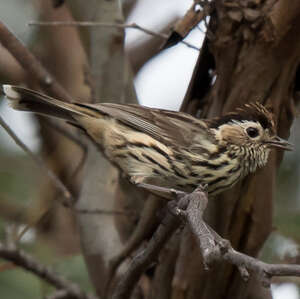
75, 207, 136, 216
0, 116, 129, 217
113, 213, 180, 299
0, 116, 73, 205
111, 189, 194, 299
45, 290, 69, 299
111, 207, 180, 299
28, 21, 201, 51
0, 243, 98, 299
43, 119, 86, 150
0, 21, 73, 102
43, 119, 88, 179
105, 196, 163, 297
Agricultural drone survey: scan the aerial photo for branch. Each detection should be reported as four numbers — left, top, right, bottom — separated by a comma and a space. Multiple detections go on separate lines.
43, 119, 86, 151
0, 117, 135, 220
111, 205, 180, 299
0, 115, 73, 205
162, 0, 212, 49
45, 290, 70, 299
0, 243, 98, 299
113, 184, 300, 299
42, 119, 88, 180
111, 187, 200, 299
105, 196, 163, 296
178, 189, 300, 288
28, 21, 201, 51
0, 21, 73, 102
74, 207, 136, 216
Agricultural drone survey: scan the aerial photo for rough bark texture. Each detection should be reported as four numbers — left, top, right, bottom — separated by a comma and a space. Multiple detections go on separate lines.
170, 1, 299, 298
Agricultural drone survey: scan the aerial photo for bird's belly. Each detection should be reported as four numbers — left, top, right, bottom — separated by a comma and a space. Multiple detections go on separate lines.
108, 130, 242, 196
188, 158, 242, 195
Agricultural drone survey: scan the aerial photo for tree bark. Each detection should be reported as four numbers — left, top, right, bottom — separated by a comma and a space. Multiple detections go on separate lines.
169, 1, 299, 298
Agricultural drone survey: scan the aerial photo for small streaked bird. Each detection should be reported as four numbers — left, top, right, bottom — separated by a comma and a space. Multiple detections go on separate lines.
2, 85, 292, 198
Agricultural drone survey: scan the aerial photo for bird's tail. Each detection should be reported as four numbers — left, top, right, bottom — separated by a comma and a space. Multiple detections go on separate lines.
2, 85, 99, 122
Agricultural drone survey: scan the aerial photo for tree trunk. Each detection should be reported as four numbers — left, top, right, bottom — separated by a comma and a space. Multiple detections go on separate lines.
168, 1, 299, 298
68, 1, 142, 297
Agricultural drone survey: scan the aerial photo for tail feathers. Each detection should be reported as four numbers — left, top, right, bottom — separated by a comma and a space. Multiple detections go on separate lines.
3, 85, 92, 122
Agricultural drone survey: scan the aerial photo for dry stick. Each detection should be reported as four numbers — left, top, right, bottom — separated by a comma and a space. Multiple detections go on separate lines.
111, 188, 196, 299
114, 184, 300, 299
75, 207, 136, 216
0, 21, 79, 235
0, 116, 132, 217
105, 196, 163, 296
183, 190, 217, 269
0, 116, 73, 204
181, 192, 300, 288
221, 247, 300, 287
45, 290, 69, 299
106, 184, 184, 296
0, 21, 73, 102
112, 210, 181, 299
43, 119, 86, 150
28, 21, 201, 51
42, 119, 88, 180
0, 117, 127, 246
0, 243, 98, 299
204, 223, 249, 279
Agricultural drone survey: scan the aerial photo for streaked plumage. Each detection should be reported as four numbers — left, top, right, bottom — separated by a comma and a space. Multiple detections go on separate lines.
2, 85, 292, 198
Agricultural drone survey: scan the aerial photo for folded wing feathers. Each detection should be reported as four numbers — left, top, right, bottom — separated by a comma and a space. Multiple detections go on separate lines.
3, 85, 215, 150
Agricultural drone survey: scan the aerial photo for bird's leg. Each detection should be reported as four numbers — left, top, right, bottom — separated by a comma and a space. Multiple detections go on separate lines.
136, 182, 186, 199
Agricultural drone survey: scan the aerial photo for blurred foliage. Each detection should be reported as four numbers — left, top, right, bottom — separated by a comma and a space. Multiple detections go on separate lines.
0, 268, 42, 299
0, 145, 93, 298
261, 118, 300, 295
274, 117, 300, 241
0, 3, 93, 297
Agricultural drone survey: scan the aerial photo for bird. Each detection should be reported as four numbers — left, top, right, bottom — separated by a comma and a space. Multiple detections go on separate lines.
2, 85, 292, 198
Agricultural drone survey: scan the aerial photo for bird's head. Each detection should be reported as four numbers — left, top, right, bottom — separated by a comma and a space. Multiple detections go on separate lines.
209, 103, 293, 153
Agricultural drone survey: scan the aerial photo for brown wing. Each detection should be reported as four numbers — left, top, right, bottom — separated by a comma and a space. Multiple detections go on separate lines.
79, 102, 216, 149
4, 85, 216, 150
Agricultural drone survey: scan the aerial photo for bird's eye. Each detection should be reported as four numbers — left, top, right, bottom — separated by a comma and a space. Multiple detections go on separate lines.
246, 127, 259, 138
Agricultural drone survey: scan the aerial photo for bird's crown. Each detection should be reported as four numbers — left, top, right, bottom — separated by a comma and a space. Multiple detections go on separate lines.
208, 102, 275, 134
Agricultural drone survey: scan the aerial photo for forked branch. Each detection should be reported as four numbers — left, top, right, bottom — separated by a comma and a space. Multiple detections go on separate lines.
0, 20, 73, 101
112, 185, 300, 299
28, 21, 201, 51
178, 190, 300, 287
0, 116, 73, 204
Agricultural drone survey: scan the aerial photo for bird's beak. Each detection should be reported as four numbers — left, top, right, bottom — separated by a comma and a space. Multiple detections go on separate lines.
267, 136, 293, 151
